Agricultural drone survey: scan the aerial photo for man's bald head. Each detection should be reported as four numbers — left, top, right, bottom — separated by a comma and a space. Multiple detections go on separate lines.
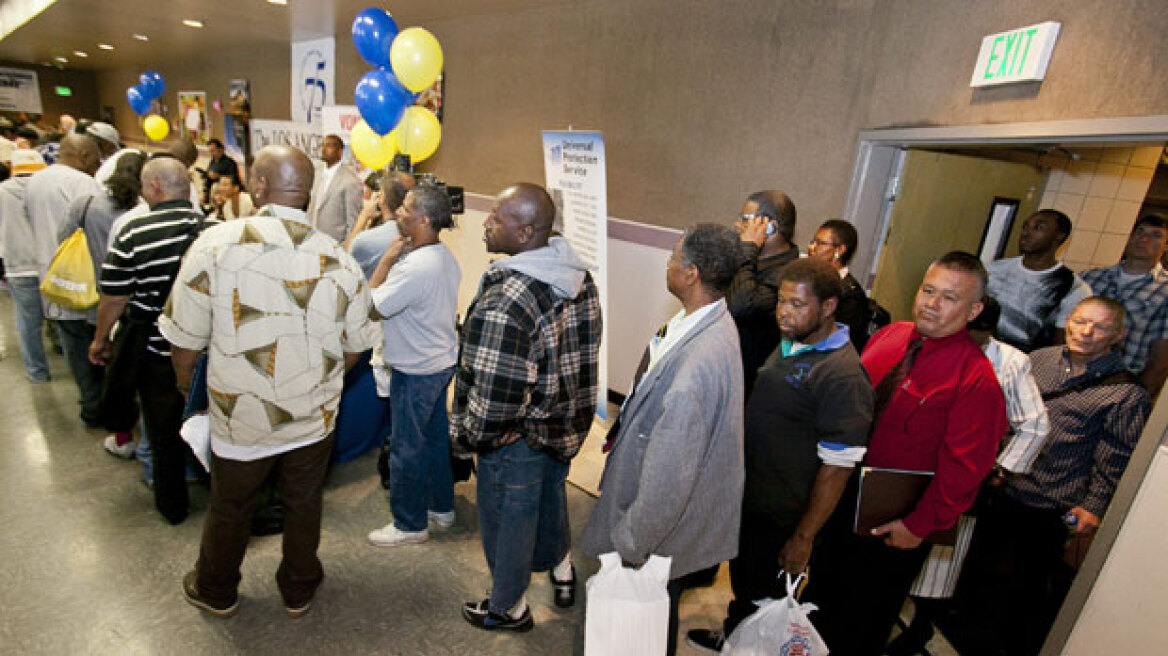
57, 133, 100, 175
501, 183, 555, 231
484, 183, 556, 255
250, 146, 315, 211
140, 157, 193, 206
167, 139, 198, 168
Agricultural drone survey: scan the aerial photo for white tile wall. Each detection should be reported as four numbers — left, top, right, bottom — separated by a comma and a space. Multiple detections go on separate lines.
1040, 145, 1163, 271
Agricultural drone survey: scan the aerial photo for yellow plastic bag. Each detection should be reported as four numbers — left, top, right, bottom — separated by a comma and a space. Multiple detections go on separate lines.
40, 228, 98, 309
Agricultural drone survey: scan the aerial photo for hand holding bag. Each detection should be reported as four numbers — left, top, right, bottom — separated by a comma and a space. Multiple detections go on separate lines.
722, 572, 829, 655
584, 552, 672, 656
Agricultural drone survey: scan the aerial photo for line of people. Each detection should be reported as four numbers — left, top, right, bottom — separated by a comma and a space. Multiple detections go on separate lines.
4, 122, 1166, 656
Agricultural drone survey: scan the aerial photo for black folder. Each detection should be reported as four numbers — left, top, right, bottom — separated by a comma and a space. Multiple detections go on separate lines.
853, 467, 958, 546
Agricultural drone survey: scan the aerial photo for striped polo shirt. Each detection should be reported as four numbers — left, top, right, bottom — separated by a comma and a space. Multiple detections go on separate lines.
101, 199, 208, 356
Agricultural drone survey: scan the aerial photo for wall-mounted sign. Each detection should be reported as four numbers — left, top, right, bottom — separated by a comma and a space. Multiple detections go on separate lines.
291, 37, 335, 124
0, 67, 42, 113
970, 21, 1060, 88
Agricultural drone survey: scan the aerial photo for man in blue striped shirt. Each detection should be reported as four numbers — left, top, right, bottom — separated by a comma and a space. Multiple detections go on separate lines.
90, 156, 208, 525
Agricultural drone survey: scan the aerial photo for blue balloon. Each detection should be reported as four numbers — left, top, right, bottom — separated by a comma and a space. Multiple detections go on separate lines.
126, 85, 151, 115
139, 70, 165, 100
351, 8, 399, 68
355, 69, 409, 135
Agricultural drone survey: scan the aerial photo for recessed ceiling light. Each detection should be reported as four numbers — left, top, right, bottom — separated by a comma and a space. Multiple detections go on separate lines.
73, 51, 88, 58
133, 33, 149, 41
182, 19, 204, 28
54, 56, 68, 62
267, 0, 288, 5
98, 43, 114, 51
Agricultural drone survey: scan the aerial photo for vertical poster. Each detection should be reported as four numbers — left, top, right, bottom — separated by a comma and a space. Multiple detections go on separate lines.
291, 37, 335, 124
542, 130, 609, 418
177, 91, 210, 144
224, 79, 251, 180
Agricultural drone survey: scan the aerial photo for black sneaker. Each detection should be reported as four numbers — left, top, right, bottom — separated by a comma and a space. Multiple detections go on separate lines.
182, 571, 239, 618
686, 628, 726, 653
461, 598, 534, 632
549, 567, 576, 608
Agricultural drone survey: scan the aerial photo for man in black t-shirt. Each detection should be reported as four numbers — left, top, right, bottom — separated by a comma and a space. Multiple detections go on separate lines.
202, 138, 239, 205
687, 258, 875, 653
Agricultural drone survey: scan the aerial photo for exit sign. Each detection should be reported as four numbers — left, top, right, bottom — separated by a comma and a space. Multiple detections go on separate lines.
970, 21, 1060, 87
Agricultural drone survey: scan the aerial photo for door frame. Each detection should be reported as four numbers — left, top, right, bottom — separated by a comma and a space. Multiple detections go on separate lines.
841, 115, 1168, 656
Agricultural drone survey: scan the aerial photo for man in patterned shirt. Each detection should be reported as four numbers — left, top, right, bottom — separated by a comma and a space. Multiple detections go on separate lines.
961, 296, 1149, 655
159, 146, 375, 619
1082, 214, 1168, 398
453, 183, 601, 632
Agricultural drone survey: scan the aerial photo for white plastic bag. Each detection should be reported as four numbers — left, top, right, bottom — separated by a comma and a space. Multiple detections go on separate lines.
585, 552, 672, 656
722, 573, 829, 656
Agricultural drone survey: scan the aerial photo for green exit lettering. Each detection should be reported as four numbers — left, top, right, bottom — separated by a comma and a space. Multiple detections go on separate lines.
984, 27, 1039, 80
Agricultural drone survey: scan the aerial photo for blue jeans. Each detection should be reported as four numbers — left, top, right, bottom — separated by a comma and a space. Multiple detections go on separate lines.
8, 276, 50, 382
57, 319, 102, 425
388, 367, 455, 532
476, 439, 571, 614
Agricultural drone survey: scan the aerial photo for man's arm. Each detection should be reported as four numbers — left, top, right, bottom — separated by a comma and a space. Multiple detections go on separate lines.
89, 294, 130, 365
344, 174, 364, 237
1075, 387, 1150, 533
725, 219, 778, 319
995, 353, 1051, 474
780, 464, 853, 573
171, 345, 201, 395
450, 285, 537, 448
610, 384, 716, 565
894, 365, 1007, 546
344, 351, 362, 372
1139, 339, 1168, 400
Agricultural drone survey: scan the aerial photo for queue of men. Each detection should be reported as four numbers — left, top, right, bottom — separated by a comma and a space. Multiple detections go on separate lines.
1, 118, 1164, 656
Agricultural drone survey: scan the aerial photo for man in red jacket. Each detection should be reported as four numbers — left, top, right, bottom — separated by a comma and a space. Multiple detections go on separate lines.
801, 251, 1007, 656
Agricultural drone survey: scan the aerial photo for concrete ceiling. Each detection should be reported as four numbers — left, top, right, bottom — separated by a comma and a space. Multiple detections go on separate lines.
0, 0, 561, 70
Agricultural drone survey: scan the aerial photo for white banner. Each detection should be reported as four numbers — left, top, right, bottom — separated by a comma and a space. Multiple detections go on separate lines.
320, 105, 361, 141
250, 119, 322, 159
542, 130, 609, 417
291, 37, 335, 124
0, 67, 42, 113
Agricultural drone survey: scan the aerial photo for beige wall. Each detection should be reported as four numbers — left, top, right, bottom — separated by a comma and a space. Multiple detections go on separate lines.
1039, 146, 1163, 271
92, 1, 1168, 241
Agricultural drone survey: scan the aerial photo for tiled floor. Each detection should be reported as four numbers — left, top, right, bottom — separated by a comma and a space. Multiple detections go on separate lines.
0, 290, 959, 654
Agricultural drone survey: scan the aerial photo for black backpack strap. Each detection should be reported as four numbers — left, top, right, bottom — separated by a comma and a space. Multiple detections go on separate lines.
1041, 369, 1141, 403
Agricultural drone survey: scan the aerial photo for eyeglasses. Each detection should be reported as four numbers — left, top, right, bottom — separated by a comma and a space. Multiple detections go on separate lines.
738, 213, 763, 221
809, 239, 840, 249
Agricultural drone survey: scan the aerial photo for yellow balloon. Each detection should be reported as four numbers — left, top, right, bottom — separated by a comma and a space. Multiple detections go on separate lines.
350, 119, 397, 170
143, 114, 169, 141
394, 106, 441, 163
390, 27, 443, 93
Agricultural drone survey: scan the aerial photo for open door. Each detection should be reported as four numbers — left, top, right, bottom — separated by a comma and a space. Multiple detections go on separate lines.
870, 149, 1046, 321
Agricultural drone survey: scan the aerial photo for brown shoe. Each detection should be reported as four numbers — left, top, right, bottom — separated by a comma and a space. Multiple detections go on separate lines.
182, 571, 239, 618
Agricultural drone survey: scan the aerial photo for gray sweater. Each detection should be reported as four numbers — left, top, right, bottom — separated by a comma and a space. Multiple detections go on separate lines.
579, 300, 745, 579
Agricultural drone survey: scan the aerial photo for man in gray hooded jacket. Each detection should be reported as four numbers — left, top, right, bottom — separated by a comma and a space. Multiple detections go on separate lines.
453, 183, 602, 632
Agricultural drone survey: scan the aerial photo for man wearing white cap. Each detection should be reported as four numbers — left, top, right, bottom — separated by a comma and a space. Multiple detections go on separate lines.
0, 149, 52, 382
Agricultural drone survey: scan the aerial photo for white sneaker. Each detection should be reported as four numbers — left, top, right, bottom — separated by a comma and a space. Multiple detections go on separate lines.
103, 434, 138, 459
367, 523, 429, 547
428, 510, 456, 529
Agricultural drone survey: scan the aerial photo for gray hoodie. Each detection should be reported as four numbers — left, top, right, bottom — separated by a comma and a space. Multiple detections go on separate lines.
489, 236, 591, 299
0, 176, 38, 276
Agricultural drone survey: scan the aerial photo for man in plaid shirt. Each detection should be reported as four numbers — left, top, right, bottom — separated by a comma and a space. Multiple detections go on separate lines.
453, 183, 601, 632
1082, 213, 1168, 399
